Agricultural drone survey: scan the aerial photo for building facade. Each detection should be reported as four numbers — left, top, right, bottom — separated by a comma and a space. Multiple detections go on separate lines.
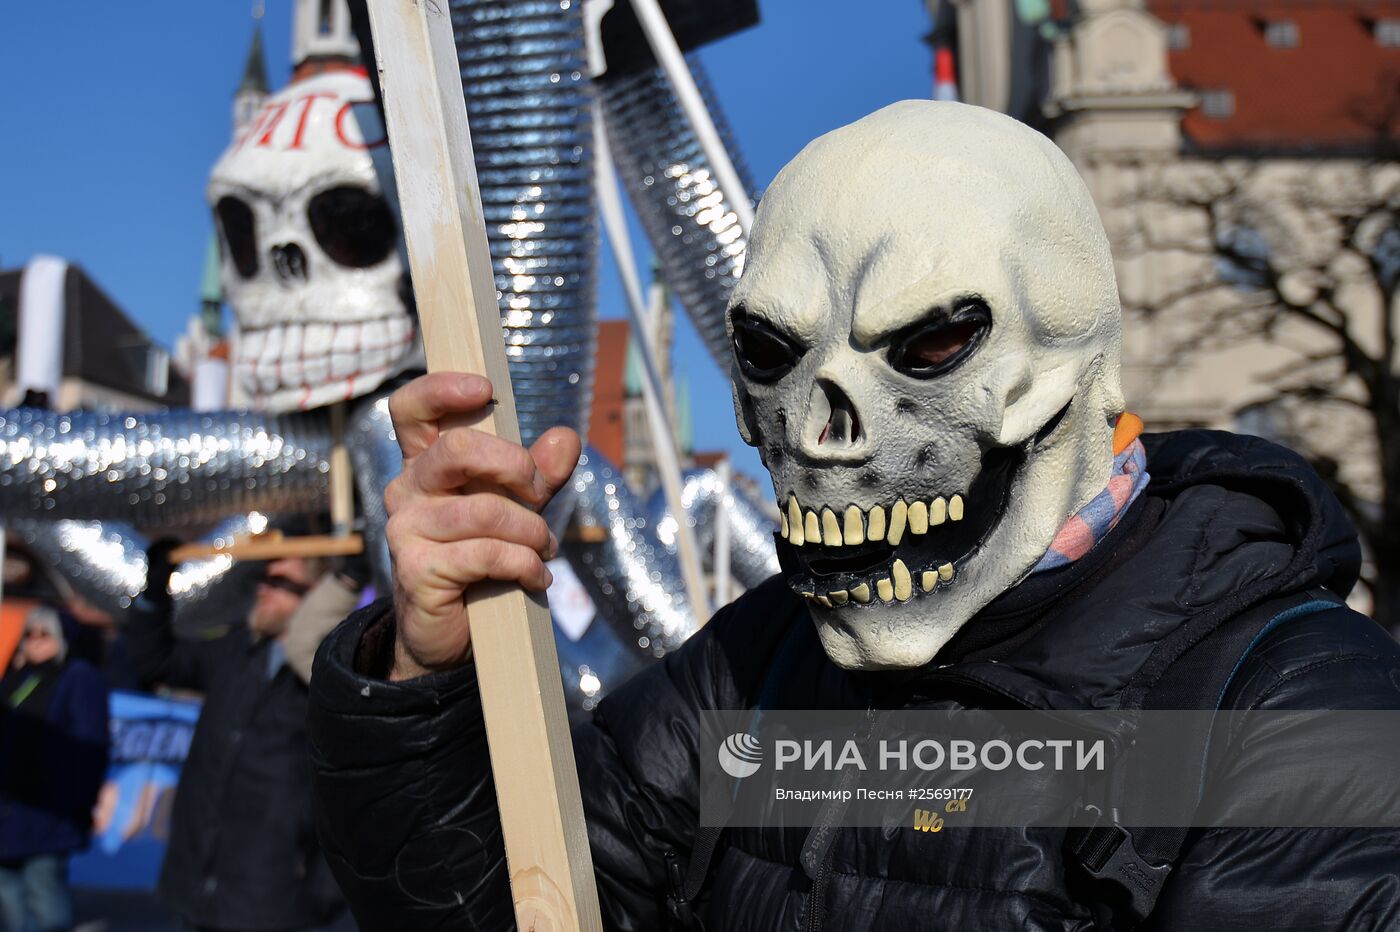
935, 0, 1400, 610
0, 263, 189, 411
587, 287, 697, 494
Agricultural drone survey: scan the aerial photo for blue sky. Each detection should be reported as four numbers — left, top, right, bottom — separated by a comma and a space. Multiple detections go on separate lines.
0, 1, 935, 484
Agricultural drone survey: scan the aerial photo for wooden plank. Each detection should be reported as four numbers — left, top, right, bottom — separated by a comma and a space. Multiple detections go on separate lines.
361, 3, 603, 930
170, 533, 364, 565
328, 402, 356, 537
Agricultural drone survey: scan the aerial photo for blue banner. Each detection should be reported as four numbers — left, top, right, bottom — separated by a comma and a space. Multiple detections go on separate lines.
70, 690, 200, 891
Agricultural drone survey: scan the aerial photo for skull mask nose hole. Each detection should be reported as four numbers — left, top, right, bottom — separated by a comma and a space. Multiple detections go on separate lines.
810, 379, 862, 448
271, 243, 308, 285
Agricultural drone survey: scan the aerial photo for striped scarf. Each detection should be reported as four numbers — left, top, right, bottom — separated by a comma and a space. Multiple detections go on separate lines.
1031, 413, 1149, 574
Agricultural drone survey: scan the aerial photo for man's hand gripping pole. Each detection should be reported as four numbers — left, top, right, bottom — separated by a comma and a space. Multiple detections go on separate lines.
362, 2, 603, 929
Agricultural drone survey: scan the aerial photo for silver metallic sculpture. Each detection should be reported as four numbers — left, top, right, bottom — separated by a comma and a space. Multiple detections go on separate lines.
0, 407, 331, 525
648, 468, 781, 592
2, 0, 779, 707
597, 56, 757, 368
14, 515, 268, 633
450, 0, 599, 448
565, 448, 699, 658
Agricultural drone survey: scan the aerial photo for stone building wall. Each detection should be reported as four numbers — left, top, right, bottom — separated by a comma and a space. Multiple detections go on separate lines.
1044, 0, 1391, 504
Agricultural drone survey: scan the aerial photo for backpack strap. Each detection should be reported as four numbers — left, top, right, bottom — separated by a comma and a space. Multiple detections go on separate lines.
1065, 588, 1345, 925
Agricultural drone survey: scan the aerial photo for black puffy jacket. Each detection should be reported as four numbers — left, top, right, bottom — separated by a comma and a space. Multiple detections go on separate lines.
308, 431, 1400, 930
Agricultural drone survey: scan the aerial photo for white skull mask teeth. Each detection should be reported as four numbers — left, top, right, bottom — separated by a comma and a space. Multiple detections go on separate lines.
728, 101, 1127, 672
207, 69, 420, 412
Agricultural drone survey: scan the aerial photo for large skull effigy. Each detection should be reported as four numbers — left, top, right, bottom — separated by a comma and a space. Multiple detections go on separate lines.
208, 69, 419, 413
0, 3, 784, 706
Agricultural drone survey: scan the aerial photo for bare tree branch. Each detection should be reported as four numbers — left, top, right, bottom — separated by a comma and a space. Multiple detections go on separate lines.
1137, 156, 1400, 628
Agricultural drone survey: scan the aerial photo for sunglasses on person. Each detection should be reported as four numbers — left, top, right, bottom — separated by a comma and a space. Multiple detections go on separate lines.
260, 575, 312, 597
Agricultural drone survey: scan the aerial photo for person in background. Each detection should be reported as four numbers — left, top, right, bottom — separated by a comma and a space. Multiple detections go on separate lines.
127, 543, 368, 932
0, 605, 110, 932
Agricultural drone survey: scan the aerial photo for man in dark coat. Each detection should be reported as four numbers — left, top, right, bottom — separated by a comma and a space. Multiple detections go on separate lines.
306, 102, 1400, 930
128, 549, 349, 932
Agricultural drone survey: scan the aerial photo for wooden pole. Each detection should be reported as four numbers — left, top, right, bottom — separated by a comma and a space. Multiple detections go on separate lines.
362, 3, 602, 930
168, 533, 364, 565
328, 403, 355, 537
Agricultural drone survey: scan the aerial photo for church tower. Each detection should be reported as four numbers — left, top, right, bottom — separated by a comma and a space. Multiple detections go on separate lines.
232, 13, 270, 138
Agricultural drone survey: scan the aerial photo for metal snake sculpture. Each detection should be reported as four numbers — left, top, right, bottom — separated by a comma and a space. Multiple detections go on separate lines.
0, 0, 777, 708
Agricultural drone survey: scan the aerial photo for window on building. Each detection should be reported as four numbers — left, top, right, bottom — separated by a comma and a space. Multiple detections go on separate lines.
1166, 23, 1190, 50
1200, 89, 1235, 120
1264, 20, 1299, 48
1377, 19, 1400, 47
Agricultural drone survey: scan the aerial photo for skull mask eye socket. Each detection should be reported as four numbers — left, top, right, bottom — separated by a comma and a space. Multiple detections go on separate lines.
888, 300, 991, 379
215, 196, 259, 279
731, 309, 804, 383
307, 186, 398, 269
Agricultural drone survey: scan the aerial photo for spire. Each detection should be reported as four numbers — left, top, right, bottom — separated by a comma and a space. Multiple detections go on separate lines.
239, 19, 269, 96
232, 10, 270, 139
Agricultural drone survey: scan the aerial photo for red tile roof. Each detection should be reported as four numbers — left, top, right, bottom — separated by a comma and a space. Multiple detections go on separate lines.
1148, 0, 1400, 150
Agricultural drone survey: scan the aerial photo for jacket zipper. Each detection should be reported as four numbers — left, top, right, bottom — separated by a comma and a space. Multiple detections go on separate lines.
801, 709, 881, 932
804, 841, 836, 931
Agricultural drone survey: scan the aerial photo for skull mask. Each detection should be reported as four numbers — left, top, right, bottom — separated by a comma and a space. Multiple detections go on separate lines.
728, 102, 1124, 671
208, 69, 419, 412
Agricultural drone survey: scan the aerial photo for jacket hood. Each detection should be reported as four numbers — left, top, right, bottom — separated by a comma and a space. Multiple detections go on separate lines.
1142, 429, 1360, 598
934, 429, 1363, 710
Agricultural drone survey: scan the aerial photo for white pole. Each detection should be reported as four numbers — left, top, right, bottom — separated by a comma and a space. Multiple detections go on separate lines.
713, 457, 732, 607
626, 0, 755, 235
645, 275, 666, 370
593, 106, 711, 624
17, 255, 69, 403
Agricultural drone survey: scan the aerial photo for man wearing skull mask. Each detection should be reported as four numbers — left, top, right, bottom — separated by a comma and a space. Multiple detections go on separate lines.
306, 102, 1400, 929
